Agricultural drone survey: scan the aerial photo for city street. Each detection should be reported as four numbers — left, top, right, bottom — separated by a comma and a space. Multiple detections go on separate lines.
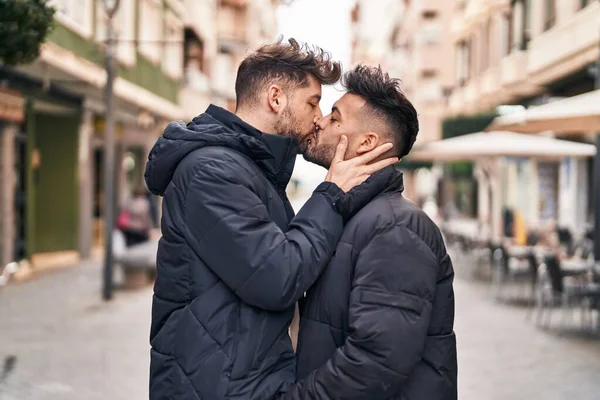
1, 260, 600, 400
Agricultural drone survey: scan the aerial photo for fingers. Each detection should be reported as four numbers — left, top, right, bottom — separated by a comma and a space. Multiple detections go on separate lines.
331, 135, 348, 164
352, 142, 394, 165
363, 156, 399, 175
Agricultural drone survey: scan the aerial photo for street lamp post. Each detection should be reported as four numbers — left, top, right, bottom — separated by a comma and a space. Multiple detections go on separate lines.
102, 0, 120, 301
594, 0, 600, 262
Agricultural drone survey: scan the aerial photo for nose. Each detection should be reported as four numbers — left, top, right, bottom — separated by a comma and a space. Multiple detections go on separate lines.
315, 115, 328, 131
313, 107, 323, 123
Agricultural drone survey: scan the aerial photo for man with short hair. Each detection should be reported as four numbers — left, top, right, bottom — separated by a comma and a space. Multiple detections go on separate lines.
145, 40, 398, 400
282, 65, 458, 400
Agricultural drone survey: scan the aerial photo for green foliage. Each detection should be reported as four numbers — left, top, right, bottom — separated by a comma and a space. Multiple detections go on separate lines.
442, 113, 497, 139
442, 112, 498, 176
397, 159, 433, 171
0, 0, 56, 66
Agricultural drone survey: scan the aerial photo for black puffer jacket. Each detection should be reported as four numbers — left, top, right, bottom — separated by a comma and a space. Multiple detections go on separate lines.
282, 167, 457, 400
145, 105, 388, 400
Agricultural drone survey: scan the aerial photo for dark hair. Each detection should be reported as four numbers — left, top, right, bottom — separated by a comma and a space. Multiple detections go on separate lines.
342, 64, 419, 158
235, 37, 342, 109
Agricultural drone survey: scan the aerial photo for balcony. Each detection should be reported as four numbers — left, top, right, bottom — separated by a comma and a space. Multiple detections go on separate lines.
480, 66, 501, 98
527, 2, 600, 82
220, 0, 248, 7
501, 50, 528, 87
184, 0, 217, 43
448, 84, 466, 115
218, 27, 248, 53
463, 77, 480, 107
217, 4, 248, 52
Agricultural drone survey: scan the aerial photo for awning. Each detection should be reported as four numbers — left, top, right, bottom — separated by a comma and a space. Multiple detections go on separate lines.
486, 89, 600, 133
407, 131, 596, 162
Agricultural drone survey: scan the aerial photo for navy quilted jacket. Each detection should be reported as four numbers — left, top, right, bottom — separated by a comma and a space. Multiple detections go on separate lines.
144, 105, 387, 400
282, 168, 458, 400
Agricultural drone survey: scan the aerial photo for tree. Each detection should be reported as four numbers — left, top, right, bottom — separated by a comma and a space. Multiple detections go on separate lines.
0, 0, 56, 66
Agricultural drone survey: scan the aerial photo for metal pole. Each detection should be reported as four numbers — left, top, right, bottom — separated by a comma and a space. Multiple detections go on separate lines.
102, 2, 119, 300
594, 4, 600, 262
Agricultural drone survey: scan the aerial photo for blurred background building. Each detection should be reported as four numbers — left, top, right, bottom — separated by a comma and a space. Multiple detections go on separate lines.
351, 0, 599, 242
0, 0, 279, 272
1, 0, 598, 273
1, 2, 600, 399
442, 0, 599, 238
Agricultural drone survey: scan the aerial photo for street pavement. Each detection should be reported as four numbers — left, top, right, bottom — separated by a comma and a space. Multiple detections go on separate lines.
1, 259, 600, 399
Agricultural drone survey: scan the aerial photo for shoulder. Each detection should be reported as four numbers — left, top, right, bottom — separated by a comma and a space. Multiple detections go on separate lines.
388, 194, 447, 260
345, 193, 446, 259
178, 146, 260, 185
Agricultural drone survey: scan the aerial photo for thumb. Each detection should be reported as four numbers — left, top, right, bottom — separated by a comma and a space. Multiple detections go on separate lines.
332, 135, 348, 164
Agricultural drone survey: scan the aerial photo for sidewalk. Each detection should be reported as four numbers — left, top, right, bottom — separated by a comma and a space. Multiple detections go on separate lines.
455, 278, 600, 400
0, 259, 151, 400
1, 258, 600, 399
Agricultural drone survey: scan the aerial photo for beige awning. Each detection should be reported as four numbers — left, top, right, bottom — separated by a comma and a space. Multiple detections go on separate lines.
407, 131, 596, 162
486, 89, 600, 133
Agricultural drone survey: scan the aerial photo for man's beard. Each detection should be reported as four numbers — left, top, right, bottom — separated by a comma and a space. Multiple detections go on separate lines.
303, 141, 336, 169
274, 107, 312, 154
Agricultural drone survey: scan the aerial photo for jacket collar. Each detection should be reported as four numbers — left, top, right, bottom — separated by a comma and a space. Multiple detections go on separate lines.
205, 104, 298, 190
335, 166, 404, 217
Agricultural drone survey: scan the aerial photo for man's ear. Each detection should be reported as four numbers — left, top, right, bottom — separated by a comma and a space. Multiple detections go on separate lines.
267, 84, 287, 113
355, 132, 380, 155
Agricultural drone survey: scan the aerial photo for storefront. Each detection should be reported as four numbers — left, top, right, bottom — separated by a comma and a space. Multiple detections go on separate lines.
0, 87, 26, 267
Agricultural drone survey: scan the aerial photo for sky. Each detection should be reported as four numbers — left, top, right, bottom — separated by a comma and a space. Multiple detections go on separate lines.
276, 0, 356, 200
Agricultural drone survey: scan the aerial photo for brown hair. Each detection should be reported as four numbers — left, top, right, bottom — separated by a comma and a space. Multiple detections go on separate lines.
235, 37, 342, 109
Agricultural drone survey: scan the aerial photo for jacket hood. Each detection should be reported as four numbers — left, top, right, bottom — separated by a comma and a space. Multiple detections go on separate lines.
144, 105, 298, 196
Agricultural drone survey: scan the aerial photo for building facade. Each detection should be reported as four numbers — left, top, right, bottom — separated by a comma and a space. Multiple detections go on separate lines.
351, 0, 455, 145
213, 0, 279, 111
0, 0, 279, 272
350, 0, 456, 202
449, 0, 599, 115
393, 0, 456, 145
447, 0, 598, 234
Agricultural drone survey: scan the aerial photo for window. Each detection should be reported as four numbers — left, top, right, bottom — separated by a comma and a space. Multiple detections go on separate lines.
501, 12, 512, 56
163, 12, 184, 79
510, 0, 531, 51
482, 19, 491, 71
139, 0, 164, 63
422, 10, 438, 19
218, 4, 248, 42
215, 52, 234, 93
455, 40, 470, 86
351, 3, 360, 23
421, 69, 437, 79
50, 0, 93, 38
420, 81, 442, 104
468, 36, 476, 78
523, 0, 531, 46
418, 23, 441, 45
184, 29, 206, 74
543, 0, 556, 31
184, 32, 209, 91
510, 0, 523, 50
96, 0, 136, 66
